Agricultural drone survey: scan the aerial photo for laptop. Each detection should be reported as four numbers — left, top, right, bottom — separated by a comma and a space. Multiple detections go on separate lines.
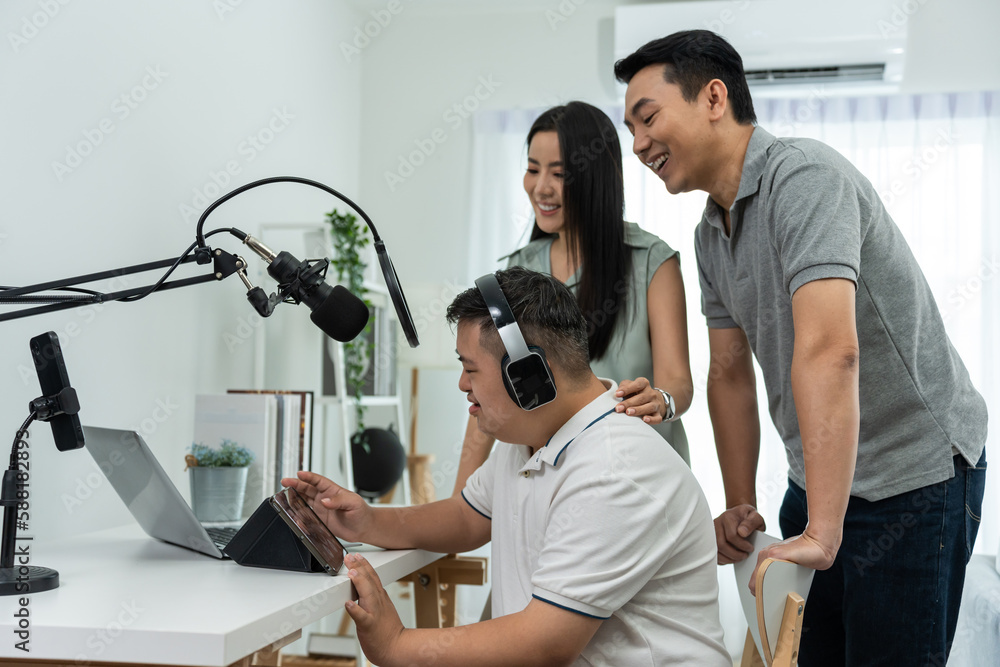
83, 425, 242, 559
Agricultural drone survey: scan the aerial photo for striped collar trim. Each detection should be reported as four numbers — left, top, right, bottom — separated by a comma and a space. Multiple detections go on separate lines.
519, 382, 620, 472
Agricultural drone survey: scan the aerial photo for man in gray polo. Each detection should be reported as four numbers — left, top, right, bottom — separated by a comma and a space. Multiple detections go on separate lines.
614, 29, 988, 665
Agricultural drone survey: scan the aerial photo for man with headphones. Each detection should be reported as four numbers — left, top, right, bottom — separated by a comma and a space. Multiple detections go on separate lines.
283, 267, 728, 667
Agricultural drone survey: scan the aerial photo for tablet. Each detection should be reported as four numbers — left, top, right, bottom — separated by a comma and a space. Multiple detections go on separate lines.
269, 487, 348, 575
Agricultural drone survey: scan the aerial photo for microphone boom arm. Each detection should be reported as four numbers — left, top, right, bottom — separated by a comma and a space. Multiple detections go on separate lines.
0, 248, 246, 323
0, 176, 418, 347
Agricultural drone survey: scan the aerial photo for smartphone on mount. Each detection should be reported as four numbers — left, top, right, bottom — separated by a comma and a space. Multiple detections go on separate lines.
29, 332, 85, 451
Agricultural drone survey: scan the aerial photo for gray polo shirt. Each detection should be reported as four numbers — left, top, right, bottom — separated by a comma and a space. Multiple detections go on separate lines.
694, 126, 987, 501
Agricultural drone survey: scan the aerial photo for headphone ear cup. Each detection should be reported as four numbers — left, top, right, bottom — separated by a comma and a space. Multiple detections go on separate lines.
500, 346, 556, 411
527, 345, 549, 368
499, 353, 520, 405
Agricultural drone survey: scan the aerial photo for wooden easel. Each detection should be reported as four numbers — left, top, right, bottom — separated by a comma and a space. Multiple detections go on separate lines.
406, 367, 436, 506
372, 368, 434, 505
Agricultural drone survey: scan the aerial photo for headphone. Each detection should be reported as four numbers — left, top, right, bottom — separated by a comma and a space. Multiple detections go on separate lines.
474, 273, 557, 411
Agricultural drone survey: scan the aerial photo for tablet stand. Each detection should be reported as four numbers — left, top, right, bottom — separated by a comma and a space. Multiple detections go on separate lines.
225, 498, 327, 573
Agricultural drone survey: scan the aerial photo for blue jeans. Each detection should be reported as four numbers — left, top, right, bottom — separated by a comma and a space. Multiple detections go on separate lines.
779, 450, 987, 667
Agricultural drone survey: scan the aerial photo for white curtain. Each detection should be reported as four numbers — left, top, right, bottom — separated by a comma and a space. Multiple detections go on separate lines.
466, 91, 999, 655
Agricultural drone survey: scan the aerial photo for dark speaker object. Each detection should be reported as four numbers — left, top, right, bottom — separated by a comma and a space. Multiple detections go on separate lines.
352, 426, 407, 500
225, 499, 325, 573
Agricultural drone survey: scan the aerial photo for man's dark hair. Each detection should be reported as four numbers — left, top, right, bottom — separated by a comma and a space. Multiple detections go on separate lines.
446, 267, 592, 383
613, 29, 757, 125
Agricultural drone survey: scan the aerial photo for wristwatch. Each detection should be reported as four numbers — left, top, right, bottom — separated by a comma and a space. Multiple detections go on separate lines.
654, 387, 677, 422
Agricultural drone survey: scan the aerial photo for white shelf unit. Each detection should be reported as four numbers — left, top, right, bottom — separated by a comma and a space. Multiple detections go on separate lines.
318, 284, 410, 502
252, 223, 410, 503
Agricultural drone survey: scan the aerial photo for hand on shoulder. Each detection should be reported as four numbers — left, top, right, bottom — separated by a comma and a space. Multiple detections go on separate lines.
615, 377, 671, 424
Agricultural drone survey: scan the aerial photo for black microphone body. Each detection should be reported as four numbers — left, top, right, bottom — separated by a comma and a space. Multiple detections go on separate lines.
267, 250, 369, 342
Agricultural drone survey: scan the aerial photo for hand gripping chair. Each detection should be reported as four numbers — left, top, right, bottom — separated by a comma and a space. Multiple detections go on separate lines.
736, 533, 814, 667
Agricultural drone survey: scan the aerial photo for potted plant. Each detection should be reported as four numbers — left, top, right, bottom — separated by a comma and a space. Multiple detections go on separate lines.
325, 209, 374, 442
185, 440, 255, 522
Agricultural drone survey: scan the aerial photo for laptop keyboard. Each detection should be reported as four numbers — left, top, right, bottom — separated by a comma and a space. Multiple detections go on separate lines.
205, 525, 240, 550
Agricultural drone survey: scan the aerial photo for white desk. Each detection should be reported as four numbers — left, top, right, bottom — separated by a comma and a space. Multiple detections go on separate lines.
0, 525, 442, 666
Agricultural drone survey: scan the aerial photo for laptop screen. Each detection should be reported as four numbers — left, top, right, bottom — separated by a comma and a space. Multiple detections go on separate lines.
82, 425, 223, 558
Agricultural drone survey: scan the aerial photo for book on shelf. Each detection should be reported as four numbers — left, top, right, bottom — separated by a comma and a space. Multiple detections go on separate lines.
228, 389, 314, 484
193, 393, 278, 519
193, 391, 314, 520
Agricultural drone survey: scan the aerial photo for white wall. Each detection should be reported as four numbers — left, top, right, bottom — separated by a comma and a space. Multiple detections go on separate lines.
0, 0, 364, 538
903, 0, 1000, 94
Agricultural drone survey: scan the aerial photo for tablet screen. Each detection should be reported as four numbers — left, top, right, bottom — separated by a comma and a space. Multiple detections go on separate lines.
272, 487, 347, 574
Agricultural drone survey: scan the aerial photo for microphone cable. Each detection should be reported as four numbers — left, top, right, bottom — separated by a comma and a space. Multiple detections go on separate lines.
193, 176, 382, 249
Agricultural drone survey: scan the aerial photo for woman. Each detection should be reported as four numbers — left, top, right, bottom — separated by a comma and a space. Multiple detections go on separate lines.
453, 101, 693, 494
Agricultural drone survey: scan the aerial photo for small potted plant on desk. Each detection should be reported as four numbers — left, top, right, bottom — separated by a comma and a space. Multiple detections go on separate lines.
185, 440, 255, 522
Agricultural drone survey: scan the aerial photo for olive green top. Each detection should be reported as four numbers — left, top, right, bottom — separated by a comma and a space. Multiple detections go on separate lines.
504, 222, 689, 464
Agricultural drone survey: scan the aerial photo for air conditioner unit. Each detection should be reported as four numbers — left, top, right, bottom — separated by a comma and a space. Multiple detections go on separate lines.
614, 0, 907, 98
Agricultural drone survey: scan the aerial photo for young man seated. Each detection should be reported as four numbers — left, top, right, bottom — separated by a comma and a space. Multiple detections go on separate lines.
283, 267, 729, 667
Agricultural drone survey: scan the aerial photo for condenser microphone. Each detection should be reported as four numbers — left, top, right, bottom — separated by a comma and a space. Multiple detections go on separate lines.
308, 284, 369, 342
242, 234, 369, 342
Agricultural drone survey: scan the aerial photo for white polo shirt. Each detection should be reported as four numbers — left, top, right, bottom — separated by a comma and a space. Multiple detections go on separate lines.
463, 383, 729, 666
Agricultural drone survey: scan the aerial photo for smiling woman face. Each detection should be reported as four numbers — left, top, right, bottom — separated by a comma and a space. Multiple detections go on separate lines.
523, 130, 565, 235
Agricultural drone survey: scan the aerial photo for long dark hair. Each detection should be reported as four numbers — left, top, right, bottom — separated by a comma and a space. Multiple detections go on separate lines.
526, 101, 631, 361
